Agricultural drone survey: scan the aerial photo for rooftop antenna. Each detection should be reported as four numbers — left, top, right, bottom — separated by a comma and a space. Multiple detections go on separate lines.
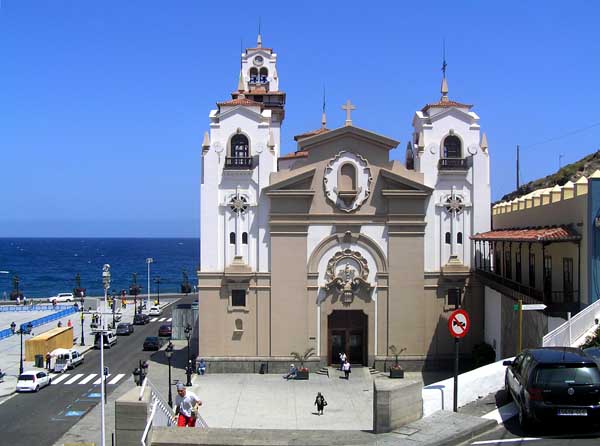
440, 39, 449, 101
321, 85, 327, 129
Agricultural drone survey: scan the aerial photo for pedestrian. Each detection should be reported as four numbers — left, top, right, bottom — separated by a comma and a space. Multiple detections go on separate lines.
45, 351, 51, 370
23, 296, 27, 306
52, 299, 57, 309
314, 392, 327, 415
57, 320, 63, 328
175, 383, 202, 427
67, 319, 72, 327
16, 296, 20, 305
283, 364, 298, 380
197, 358, 206, 376
342, 360, 351, 379
339, 352, 347, 371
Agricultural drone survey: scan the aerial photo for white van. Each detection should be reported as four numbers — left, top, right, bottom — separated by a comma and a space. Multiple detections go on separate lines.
51, 348, 85, 373
94, 331, 118, 349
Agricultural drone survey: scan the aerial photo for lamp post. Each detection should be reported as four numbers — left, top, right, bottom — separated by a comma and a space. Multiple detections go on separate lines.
154, 276, 161, 305
80, 309, 85, 346
184, 323, 192, 363
165, 342, 174, 408
146, 258, 153, 308
111, 290, 116, 329
100, 264, 111, 446
18, 322, 33, 375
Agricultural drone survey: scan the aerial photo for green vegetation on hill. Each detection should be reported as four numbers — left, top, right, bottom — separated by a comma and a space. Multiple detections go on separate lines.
499, 150, 600, 203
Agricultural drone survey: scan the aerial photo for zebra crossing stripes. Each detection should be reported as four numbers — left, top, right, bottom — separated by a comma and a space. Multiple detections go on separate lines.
150, 317, 158, 322
167, 318, 172, 322
64, 373, 85, 384
93, 374, 109, 385
158, 317, 166, 322
50, 373, 72, 384
78, 374, 97, 385
108, 373, 125, 385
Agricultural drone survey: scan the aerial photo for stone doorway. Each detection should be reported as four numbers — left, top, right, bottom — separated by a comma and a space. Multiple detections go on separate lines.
328, 310, 367, 366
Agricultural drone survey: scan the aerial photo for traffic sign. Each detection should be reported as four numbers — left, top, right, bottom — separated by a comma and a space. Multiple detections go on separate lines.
448, 309, 470, 339
522, 304, 547, 311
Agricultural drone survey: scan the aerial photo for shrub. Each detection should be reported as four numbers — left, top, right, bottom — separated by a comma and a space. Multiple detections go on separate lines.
580, 326, 600, 349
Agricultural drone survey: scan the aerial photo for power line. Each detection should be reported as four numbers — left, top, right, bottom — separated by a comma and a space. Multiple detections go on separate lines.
522, 120, 600, 151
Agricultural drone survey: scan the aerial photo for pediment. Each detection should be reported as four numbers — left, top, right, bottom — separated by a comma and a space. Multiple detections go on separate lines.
379, 169, 433, 195
218, 105, 264, 122
297, 125, 399, 152
426, 107, 476, 124
264, 168, 316, 196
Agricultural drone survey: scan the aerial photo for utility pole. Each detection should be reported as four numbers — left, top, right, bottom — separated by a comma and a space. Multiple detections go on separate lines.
516, 145, 520, 190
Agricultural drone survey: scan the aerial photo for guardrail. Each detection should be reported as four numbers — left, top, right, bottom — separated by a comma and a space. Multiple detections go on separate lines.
543, 298, 600, 347
0, 328, 13, 341
0, 304, 74, 312
20, 306, 79, 332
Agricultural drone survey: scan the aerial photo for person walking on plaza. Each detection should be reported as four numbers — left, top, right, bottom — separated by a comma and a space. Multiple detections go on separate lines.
175, 383, 202, 427
57, 320, 62, 328
45, 351, 51, 370
314, 392, 327, 415
339, 352, 347, 371
67, 319, 72, 328
342, 359, 351, 379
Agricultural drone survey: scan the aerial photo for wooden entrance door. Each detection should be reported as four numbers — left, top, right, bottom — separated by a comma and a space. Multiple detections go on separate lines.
327, 310, 367, 365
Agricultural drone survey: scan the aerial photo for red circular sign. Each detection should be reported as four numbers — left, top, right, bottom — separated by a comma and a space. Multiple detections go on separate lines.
448, 309, 470, 339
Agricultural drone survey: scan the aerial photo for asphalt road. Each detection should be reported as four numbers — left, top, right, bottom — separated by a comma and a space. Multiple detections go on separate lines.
467, 413, 600, 445
0, 296, 191, 446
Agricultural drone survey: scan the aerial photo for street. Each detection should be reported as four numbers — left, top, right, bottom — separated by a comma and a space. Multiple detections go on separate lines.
0, 297, 190, 446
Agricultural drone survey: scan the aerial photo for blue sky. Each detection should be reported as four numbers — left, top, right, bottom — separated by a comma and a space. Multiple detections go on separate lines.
2, 1, 600, 237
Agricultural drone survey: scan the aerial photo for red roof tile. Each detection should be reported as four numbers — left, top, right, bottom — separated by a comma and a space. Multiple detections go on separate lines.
293, 128, 330, 141
279, 151, 309, 160
471, 226, 581, 242
421, 100, 473, 113
217, 98, 261, 107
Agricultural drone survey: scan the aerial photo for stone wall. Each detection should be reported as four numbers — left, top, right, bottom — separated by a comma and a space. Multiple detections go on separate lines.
373, 378, 423, 433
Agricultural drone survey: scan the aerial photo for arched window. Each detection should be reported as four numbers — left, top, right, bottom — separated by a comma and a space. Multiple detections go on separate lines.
231, 134, 249, 158
445, 232, 451, 244
443, 135, 461, 158
249, 67, 258, 83
229, 232, 236, 245
259, 68, 268, 83
457, 232, 463, 244
338, 163, 357, 191
242, 232, 248, 244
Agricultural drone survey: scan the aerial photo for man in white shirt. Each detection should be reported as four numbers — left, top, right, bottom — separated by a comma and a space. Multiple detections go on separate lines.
175, 382, 202, 427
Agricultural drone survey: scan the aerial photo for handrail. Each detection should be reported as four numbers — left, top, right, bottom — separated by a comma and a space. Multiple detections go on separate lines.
141, 400, 158, 446
139, 377, 148, 401
543, 298, 600, 347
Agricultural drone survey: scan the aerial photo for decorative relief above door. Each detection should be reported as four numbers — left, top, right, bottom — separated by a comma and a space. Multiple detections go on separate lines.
323, 151, 372, 212
323, 249, 373, 305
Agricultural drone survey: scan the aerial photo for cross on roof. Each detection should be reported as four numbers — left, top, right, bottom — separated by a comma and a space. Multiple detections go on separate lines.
341, 99, 356, 127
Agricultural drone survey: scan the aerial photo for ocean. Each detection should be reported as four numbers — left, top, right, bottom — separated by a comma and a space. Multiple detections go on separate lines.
0, 238, 199, 299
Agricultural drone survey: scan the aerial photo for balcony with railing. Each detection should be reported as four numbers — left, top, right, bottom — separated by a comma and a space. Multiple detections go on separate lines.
224, 157, 253, 170
475, 268, 580, 313
438, 157, 469, 171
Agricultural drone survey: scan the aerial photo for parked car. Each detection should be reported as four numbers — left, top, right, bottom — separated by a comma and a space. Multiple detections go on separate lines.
504, 347, 600, 430
49, 292, 75, 303
51, 348, 85, 373
148, 306, 162, 316
94, 331, 118, 349
158, 323, 172, 337
16, 371, 51, 392
143, 336, 164, 351
133, 313, 150, 325
116, 323, 134, 335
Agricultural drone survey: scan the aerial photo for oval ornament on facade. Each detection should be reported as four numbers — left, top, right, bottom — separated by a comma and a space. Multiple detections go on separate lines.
428, 144, 437, 155
467, 144, 478, 155
323, 151, 372, 212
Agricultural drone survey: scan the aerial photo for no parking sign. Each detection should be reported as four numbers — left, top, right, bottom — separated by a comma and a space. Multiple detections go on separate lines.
448, 309, 470, 339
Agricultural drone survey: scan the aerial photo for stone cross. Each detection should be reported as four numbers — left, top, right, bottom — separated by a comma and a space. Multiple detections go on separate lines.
341, 99, 356, 127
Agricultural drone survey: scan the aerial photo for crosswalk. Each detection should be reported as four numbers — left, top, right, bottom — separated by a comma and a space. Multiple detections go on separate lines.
50, 372, 126, 386
150, 317, 172, 323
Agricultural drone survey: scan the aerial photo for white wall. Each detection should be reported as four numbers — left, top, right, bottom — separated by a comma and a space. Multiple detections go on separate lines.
484, 286, 502, 361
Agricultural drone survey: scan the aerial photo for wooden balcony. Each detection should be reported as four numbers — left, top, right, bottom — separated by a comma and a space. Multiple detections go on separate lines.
438, 158, 469, 170
224, 157, 253, 170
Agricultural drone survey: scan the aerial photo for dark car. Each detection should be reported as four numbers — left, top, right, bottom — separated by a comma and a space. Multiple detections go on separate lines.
116, 323, 134, 335
504, 347, 600, 430
143, 336, 163, 351
158, 323, 172, 338
133, 313, 150, 325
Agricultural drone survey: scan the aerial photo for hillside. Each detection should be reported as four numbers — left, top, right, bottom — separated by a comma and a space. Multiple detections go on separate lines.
499, 150, 600, 203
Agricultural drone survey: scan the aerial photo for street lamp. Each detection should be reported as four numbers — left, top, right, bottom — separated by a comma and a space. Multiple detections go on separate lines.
184, 323, 192, 363
154, 276, 161, 305
184, 324, 193, 387
146, 258, 153, 308
100, 264, 111, 446
165, 342, 174, 407
17, 322, 33, 375
80, 310, 85, 346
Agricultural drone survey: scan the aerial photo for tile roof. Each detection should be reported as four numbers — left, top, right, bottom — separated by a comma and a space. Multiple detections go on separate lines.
421, 100, 473, 113
293, 128, 330, 141
217, 98, 261, 107
279, 151, 309, 160
471, 226, 581, 242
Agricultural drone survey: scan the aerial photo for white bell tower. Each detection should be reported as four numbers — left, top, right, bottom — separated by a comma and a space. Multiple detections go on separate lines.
409, 71, 490, 273
200, 33, 286, 275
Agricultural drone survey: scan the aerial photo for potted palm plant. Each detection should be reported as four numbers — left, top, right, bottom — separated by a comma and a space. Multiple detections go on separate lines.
290, 347, 315, 380
388, 345, 406, 378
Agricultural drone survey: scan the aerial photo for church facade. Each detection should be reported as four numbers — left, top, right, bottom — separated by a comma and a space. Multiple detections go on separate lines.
198, 35, 491, 372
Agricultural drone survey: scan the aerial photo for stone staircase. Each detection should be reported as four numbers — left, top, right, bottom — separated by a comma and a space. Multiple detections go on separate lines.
315, 367, 329, 377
